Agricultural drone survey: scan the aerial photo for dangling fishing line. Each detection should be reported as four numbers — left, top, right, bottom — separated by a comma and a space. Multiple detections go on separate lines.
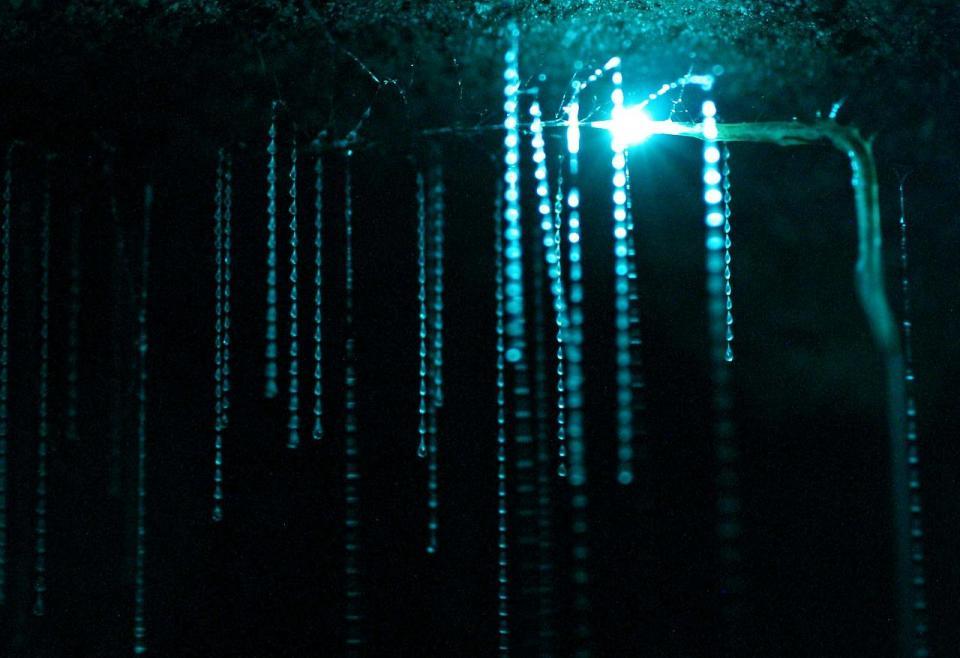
343, 153, 362, 653
426, 161, 444, 554
609, 62, 634, 485
312, 155, 323, 441
416, 171, 429, 460
565, 82, 592, 653
212, 150, 226, 522
33, 171, 51, 617
132, 184, 152, 655
287, 139, 301, 449
702, 100, 743, 640
0, 145, 12, 604
264, 102, 280, 399
493, 179, 510, 657
721, 145, 734, 363
65, 207, 81, 442
897, 173, 929, 655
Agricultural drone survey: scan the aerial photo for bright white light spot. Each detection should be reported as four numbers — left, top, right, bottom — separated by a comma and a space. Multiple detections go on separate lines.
613, 172, 626, 187
566, 103, 581, 154
613, 190, 627, 205
704, 147, 720, 163
702, 100, 717, 117
609, 105, 654, 146
568, 190, 580, 207
612, 71, 623, 85
705, 188, 723, 204
604, 56, 622, 70
704, 170, 721, 185
707, 212, 724, 227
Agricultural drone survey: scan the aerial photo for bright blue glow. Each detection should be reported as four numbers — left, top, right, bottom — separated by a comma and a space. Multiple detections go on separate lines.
0, 146, 11, 603
609, 61, 634, 486
312, 156, 324, 440
133, 184, 152, 655
565, 79, 591, 650
287, 141, 301, 449
33, 176, 51, 618
264, 103, 280, 399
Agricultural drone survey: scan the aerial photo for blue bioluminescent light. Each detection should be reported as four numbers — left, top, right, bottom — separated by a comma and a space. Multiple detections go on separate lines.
312, 155, 324, 441
133, 184, 152, 655
702, 99, 743, 635
212, 150, 226, 522
610, 63, 634, 486
0, 145, 11, 604
553, 158, 569, 481
416, 171, 429, 460
33, 173, 51, 618
66, 208, 81, 443
343, 152, 362, 653
493, 178, 510, 657
502, 24, 524, 365
529, 100, 568, 479
564, 82, 591, 652
426, 162, 444, 555
264, 102, 280, 399
287, 140, 301, 449
721, 145, 734, 363
897, 175, 929, 652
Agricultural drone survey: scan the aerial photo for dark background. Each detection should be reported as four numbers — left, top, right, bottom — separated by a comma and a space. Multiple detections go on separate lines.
0, 1, 959, 656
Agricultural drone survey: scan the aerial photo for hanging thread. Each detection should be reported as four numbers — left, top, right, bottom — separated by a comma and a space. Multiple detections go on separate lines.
897, 174, 929, 656
312, 155, 324, 441
426, 161, 444, 555
702, 100, 743, 644
212, 150, 226, 522
33, 171, 51, 617
264, 102, 280, 399
343, 153, 362, 653
721, 145, 734, 363
132, 184, 153, 655
609, 62, 634, 485
493, 179, 510, 657
416, 171, 429, 460
565, 83, 592, 654
287, 139, 301, 449
0, 145, 11, 604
